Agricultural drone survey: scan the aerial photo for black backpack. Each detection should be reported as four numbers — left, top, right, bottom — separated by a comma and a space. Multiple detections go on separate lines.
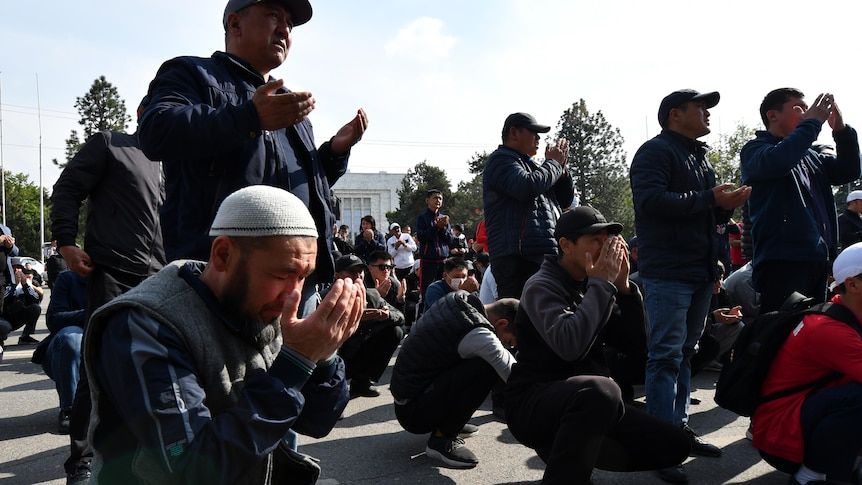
715, 296, 862, 417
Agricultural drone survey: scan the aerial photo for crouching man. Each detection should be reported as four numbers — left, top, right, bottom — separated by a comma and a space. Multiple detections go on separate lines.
391, 291, 518, 469
83, 186, 365, 484
504, 206, 690, 484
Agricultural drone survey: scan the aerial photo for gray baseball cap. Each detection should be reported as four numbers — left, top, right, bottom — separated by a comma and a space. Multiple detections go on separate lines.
223, 0, 312, 30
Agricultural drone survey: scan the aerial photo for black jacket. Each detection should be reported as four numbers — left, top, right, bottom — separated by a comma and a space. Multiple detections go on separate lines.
630, 129, 731, 282
839, 210, 862, 250
51, 131, 165, 275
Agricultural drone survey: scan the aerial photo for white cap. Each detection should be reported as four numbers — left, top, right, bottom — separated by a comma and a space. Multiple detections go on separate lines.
390, 222, 400, 230
209, 185, 318, 238
830, 242, 862, 290
847, 190, 862, 203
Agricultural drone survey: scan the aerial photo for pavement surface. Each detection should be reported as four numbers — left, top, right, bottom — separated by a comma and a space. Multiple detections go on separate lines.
0, 288, 791, 484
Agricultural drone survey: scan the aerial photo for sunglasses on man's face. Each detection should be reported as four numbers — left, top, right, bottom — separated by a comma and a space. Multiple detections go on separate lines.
373, 264, 394, 271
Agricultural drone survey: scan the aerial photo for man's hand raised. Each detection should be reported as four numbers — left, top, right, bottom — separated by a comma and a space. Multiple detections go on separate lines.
253, 79, 315, 131
331, 108, 369, 155
280, 277, 365, 362
713, 183, 751, 210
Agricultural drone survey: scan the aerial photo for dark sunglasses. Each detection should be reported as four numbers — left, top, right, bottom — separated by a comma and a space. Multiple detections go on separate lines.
373, 264, 394, 271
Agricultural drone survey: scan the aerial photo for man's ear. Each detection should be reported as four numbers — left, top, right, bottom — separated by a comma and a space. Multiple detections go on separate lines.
208, 236, 234, 272
493, 318, 509, 331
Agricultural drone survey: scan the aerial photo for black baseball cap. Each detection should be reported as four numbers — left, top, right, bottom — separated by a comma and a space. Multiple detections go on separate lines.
502, 112, 551, 136
223, 0, 312, 30
334, 254, 367, 273
657, 89, 720, 128
555, 206, 622, 240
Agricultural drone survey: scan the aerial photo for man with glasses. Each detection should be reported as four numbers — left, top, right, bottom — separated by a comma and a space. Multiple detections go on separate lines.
365, 250, 402, 310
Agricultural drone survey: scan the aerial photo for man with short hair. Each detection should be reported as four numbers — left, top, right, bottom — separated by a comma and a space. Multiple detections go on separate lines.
752, 242, 862, 485
483, 112, 574, 300
387, 223, 416, 282
332, 254, 403, 398
839, 190, 862, 250
83, 186, 365, 483
505, 206, 690, 484
416, 189, 455, 298
741, 88, 860, 313
630, 89, 751, 483
364, 250, 402, 309
424, 257, 479, 312
139, 0, 369, 317
391, 292, 518, 469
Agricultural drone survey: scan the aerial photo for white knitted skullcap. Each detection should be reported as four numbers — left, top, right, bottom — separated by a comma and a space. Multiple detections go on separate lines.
209, 185, 318, 238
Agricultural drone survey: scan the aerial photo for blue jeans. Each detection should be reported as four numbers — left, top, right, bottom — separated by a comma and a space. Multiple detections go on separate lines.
41, 326, 84, 410
641, 278, 713, 426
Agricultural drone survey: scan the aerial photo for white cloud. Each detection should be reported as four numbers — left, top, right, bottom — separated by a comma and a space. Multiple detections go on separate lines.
384, 17, 458, 63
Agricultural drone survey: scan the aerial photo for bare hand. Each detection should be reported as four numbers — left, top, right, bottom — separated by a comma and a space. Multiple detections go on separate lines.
59, 245, 94, 277
0, 235, 14, 248
331, 108, 369, 155
828, 99, 846, 132
397, 278, 407, 302
280, 277, 365, 362
253, 79, 316, 131
545, 138, 570, 168
713, 305, 743, 324
459, 275, 480, 293
585, 236, 625, 284
436, 215, 449, 228
713, 183, 751, 210
799, 93, 833, 124
376, 276, 392, 296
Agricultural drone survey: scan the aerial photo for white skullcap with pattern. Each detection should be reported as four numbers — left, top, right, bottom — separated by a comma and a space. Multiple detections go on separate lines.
209, 185, 318, 238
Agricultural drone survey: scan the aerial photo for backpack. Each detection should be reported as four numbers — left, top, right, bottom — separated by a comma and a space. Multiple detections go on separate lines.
715, 296, 862, 417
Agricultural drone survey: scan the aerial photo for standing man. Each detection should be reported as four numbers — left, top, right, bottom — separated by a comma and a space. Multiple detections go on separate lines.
51, 99, 166, 484
839, 190, 862, 250
387, 223, 417, 282
630, 89, 750, 483
483, 112, 574, 299
83, 185, 364, 484
0, 223, 19, 315
138, 0, 368, 316
741, 89, 860, 313
416, 189, 455, 298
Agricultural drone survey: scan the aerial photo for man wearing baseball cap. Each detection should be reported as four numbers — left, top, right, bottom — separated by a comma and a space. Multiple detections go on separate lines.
752, 242, 862, 485
483, 112, 575, 300
505, 206, 690, 483
839, 190, 862, 250
139, 0, 369, 319
630, 89, 751, 483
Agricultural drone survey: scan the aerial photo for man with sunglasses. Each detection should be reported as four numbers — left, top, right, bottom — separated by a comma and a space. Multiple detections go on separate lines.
365, 250, 402, 310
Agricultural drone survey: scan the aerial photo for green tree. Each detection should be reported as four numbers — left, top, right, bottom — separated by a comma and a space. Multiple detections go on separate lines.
708, 122, 755, 186
386, 161, 452, 230
52, 75, 131, 168
555, 99, 633, 238
3, 171, 50, 257
447, 152, 489, 238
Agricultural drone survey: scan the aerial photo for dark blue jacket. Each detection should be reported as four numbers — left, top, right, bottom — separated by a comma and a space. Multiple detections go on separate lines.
139, 51, 347, 282
32, 270, 88, 365
416, 209, 454, 262
630, 130, 731, 282
482, 145, 574, 261
740, 120, 860, 265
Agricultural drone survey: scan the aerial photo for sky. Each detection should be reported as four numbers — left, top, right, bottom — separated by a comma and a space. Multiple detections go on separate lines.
2, 0, 861, 195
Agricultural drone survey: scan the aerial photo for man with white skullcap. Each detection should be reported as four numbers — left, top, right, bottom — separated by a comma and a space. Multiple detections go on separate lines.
752, 242, 862, 485
82, 185, 366, 484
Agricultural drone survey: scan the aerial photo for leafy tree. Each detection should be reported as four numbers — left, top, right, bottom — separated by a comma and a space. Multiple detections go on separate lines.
555, 99, 633, 238
52, 75, 131, 168
386, 161, 453, 231
2, 171, 51, 257
447, 152, 489, 238
708, 122, 755, 187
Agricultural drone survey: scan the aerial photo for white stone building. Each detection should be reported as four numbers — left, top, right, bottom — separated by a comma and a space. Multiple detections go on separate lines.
331, 171, 406, 239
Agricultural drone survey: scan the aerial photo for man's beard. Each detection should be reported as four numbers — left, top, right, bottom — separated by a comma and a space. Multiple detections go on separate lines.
221, 270, 280, 350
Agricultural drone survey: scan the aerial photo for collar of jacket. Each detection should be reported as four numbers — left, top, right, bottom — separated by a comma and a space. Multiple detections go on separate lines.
214, 51, 287, 90
660, 129, 709, 152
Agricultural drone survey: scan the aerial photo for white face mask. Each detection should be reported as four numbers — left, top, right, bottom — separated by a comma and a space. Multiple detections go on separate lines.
449, 277, 464, 291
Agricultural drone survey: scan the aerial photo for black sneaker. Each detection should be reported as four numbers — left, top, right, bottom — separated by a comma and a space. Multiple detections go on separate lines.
58, 410, 71, 434
655, 464, 688, 484
66, 465, 91, 485
458, 423, 479, 438
18, 335, 40, 345
425, 435, 478, 469
682, 424, 721, 457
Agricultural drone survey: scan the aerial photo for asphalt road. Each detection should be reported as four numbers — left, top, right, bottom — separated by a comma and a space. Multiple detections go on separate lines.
0, 288, 791, 484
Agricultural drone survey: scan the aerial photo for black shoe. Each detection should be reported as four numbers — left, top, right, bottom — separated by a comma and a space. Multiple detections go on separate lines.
682, 424, 721, 457
655, 464, 689, 484
458, 423, 479, 438
58, 410, 71, 434
689, 396, 701, 405
66, 465, 91, 485
17, 335, 40, 345
491, 402, 506, 423
349, 379, 380, 398
425, 435, 478, 469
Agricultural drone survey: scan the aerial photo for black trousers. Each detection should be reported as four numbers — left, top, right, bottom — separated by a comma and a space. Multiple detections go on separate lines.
507, 375, 690, 485
395, 358, 499, 438
66, 266, 149, 475
753, 259, 828, 314
490, 255, 542, 300
340, 324, 404, 384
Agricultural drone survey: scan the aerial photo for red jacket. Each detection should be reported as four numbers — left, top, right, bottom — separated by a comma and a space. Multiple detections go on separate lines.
752, 295, 862, 462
